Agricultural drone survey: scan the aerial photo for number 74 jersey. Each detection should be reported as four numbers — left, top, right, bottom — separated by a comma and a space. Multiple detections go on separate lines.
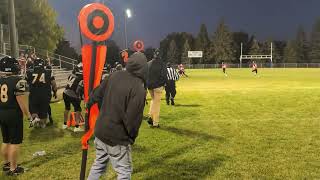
0, 75, 28, 109
26, 68, 54, 92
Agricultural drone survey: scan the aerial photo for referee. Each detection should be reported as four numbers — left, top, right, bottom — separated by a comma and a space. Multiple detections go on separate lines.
165, 62, 179, 105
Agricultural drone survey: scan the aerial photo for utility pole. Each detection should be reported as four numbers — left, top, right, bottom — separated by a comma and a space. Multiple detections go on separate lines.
0, 24, 4, 54
8, 0, 19, 58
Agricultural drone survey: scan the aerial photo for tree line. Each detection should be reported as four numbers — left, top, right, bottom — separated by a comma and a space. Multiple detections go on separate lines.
160, 18, 320, 64
2, 1, 320, 65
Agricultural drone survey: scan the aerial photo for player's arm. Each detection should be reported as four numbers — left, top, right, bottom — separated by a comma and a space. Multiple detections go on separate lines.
51, 77, 58, 98
15, 79, 31, 119
16, 95, 31, 119
76, 80, 84, 100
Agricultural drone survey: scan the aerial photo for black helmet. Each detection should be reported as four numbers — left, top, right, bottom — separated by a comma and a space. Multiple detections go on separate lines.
33, 58, 45, 70
167, 62, 171, 67
0, 56, 21, 74
73, 63, 83, 75
116, 64, 123, 71
154, 48, 161, 59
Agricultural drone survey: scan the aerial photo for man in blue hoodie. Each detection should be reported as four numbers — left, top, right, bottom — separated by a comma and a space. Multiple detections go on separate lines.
87, 52, 148, 180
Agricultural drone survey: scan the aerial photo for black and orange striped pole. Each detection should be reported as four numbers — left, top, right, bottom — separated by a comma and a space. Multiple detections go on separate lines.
78, 3, 114, 180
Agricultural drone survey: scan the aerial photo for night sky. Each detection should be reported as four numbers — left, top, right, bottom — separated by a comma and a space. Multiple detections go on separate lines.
48, 0, 320, 50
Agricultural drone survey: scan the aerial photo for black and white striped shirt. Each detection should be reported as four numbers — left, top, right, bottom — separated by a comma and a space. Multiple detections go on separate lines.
166, 67, 179, 81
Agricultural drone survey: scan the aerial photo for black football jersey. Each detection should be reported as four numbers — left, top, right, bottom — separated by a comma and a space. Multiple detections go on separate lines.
26, 68, 53, 93
0, 75, 28, 109
66, 74, 83, 93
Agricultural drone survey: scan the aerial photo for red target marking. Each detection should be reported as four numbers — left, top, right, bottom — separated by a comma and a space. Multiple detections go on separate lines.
133, 40, 144, 52
78, 3, 114, 42
93, 16, 104, 29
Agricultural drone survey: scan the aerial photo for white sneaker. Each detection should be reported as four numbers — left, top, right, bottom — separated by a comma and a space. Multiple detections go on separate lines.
73, 127, 84, 132
62, 124, 68, 130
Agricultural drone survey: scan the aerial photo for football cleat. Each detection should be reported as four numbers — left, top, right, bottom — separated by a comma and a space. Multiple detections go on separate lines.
73, 127, 84, 132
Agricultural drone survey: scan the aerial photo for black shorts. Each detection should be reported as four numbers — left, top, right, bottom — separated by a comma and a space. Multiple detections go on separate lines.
0, 109, 23, 144
29, 92, 50, 119
63, 93, 82, 112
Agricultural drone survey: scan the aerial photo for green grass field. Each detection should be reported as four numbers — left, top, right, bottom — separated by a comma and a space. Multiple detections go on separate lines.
1, 68, 320, 179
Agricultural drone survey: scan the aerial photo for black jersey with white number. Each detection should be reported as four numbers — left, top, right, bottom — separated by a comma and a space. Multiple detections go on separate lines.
66, 74, 83, 92
0, 75, 28, 109
64, 74, 83, 99
26, 68, 53, 94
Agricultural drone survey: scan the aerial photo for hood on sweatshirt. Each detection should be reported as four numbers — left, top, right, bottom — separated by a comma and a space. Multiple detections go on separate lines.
126, 52, 148, 81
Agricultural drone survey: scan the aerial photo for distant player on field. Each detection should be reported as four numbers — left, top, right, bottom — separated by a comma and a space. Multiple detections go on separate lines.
178, 64, 188, 77
252, 61, 258, 75
222, 62, 227, 76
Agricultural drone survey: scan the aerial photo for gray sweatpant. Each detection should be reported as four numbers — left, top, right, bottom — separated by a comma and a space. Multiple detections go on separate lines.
87, 138, 132, 180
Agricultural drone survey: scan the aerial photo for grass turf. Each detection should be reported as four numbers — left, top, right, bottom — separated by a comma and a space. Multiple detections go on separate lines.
1, 68, 320, 179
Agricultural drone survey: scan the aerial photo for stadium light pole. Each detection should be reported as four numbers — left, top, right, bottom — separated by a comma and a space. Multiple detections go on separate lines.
124, 9, 132, 49
7, 0, 19, 58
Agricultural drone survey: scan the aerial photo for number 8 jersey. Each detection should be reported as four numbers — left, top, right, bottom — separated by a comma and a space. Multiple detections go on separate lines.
0, 75, 28, 109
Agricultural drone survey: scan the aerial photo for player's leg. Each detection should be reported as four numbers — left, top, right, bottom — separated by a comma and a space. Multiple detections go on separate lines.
8, 144, 20, 171
29, 92, 38, 121
63, 93, 71, 129
171, 81, 177, 105
165, 85, 170, 105
48, 105, 53, 125
6, 110, 24, 175
38, 97, 50, 128
0, 121, 10, 171
1, 143, 9, 171
72, 98, 83, 132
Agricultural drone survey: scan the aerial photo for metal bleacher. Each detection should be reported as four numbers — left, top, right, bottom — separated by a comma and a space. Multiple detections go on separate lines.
3, 44, 77, 89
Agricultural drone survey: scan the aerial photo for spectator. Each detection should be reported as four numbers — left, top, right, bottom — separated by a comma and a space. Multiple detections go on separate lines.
165, 62, 179, 105
87, 52, 148, 180
146, 49, 167, 128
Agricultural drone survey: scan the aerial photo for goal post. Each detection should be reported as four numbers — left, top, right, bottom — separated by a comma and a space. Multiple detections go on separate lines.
240, 42, 273, 68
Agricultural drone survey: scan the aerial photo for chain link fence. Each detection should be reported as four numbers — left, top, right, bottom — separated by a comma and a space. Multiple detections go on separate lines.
184, 63, 320, 69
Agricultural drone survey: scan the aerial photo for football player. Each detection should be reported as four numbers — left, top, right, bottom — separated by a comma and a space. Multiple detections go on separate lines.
252, 61, 258, 75
178, 64, 188, 77
45, 64, 57, 126
62, 63, 84, 132
26, 58, 57, 128
222, 62, 228, 76
0, 56, 33, 176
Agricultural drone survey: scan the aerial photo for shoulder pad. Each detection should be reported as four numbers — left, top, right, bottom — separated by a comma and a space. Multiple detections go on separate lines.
16, 79, 27, 92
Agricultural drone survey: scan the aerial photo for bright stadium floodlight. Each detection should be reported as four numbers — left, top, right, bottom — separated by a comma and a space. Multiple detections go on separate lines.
124, 9, 132, 48
126, 9, 132, 18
